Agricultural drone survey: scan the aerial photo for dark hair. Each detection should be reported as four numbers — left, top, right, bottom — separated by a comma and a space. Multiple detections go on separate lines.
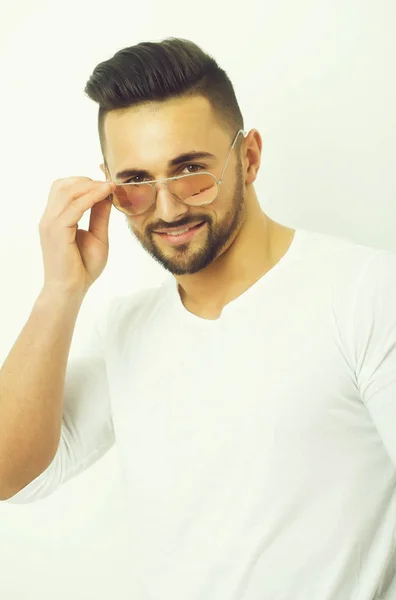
84, 37, 244, 161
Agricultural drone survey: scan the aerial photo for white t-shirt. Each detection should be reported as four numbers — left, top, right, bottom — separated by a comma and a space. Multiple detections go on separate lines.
4, 228, 396, 600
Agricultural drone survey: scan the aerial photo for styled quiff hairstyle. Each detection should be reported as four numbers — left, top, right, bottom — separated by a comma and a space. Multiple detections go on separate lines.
84, 37, 244, 163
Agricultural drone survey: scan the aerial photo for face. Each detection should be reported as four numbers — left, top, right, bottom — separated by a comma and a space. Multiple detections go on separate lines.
101, 95, 247, 276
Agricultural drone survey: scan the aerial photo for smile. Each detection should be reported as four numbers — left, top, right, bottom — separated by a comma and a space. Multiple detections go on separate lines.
154, 222, 206, 246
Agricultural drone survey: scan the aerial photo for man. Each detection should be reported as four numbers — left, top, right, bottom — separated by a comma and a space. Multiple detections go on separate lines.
2, 37, 396, 599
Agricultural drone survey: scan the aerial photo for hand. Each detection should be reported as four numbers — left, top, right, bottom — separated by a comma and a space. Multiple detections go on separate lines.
39, 177, 117, 295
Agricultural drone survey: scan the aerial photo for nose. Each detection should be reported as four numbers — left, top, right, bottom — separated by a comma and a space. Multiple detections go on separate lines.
152, 181, 190, 222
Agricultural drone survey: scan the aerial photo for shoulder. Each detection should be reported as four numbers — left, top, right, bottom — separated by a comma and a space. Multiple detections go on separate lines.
105, 276, 176, 335
297, 228, 396, 286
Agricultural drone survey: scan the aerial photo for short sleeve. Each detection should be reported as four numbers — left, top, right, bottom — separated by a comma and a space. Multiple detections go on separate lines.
354, 250, 396, 467
2, 299, 118, 504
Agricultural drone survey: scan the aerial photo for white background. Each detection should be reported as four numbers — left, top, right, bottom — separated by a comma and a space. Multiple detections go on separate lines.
0, 0, 395, 598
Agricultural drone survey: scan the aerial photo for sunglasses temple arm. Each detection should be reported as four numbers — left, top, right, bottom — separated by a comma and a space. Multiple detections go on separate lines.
218, 129, 246, 184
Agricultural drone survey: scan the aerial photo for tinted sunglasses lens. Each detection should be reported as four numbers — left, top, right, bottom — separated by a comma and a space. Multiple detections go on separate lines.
168, 174, 218, 205
112, 184, 154, 216
112, 174, 218, 215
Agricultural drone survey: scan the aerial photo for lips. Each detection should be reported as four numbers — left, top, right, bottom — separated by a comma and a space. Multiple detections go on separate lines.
154, 221, 204, 235
154, 221, 206, 246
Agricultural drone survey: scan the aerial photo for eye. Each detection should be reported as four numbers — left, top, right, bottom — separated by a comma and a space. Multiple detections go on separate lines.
124, 175, 145, 184
181, 164, 205, 174
121, 164, 205, 184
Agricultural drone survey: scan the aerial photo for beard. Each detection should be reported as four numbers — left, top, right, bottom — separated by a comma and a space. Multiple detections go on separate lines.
127, 160, 246, 276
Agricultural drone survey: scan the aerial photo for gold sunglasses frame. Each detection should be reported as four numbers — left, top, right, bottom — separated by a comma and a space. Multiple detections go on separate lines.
105, 129, 248, 216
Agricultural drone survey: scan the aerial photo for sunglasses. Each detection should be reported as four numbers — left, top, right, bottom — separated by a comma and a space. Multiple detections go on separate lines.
105, 129, 247, 216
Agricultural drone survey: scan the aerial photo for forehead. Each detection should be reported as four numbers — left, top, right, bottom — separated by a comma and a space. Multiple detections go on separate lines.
103, 95, 226, 173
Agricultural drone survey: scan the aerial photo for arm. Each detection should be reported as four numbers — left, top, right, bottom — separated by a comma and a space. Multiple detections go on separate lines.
354, 250, 396, 467
0, 287, 86, 499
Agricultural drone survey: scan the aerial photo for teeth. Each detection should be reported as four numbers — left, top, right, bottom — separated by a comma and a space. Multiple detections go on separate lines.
167, 227, 191, 236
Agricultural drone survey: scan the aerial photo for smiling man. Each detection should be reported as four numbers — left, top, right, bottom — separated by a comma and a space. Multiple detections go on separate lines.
2, 37, 396, 600
99, 91, 295, 319
103, 96, 249, 279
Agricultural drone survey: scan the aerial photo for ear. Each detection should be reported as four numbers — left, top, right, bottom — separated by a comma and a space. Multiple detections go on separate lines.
244, 129, 262, 185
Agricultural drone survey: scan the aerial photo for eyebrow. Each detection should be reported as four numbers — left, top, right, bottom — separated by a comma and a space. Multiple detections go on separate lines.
115, 151, 216, 181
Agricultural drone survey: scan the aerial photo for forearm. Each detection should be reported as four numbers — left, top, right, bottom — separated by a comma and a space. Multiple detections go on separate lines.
0, 287, 86, 498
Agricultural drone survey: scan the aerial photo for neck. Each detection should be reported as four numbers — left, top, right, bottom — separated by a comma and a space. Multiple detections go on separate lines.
175, 190, 295, 319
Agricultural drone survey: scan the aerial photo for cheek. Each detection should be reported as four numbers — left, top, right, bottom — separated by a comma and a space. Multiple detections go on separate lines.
211, 184, 235, 216
127, 215, 147, 235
